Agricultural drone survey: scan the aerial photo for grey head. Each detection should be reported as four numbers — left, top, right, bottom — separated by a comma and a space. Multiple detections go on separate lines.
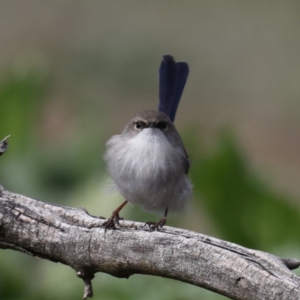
122, 110, 190, 174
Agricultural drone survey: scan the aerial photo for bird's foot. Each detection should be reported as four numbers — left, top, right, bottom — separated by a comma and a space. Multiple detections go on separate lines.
102, 212, 123, 231
102, 200, 128, 231
145, 217, 166, 231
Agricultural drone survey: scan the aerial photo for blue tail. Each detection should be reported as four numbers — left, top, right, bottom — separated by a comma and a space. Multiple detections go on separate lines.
158, 55, 189, 122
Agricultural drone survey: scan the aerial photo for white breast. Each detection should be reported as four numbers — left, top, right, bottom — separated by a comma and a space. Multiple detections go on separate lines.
104, 129, 192, 214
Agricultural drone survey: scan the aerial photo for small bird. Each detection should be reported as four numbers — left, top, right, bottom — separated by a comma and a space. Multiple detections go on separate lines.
104, 55, 192, 230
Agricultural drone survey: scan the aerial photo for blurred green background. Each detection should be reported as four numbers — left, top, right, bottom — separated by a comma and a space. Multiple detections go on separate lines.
1, 1, 300, 299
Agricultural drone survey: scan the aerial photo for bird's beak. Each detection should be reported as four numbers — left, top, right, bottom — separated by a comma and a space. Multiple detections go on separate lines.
147, 122, 156, 128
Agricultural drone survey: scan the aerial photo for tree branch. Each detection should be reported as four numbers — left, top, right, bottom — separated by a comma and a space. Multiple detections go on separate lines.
0, 186, 300, 299
0, 135, 10, 156
0, 136, 300, 299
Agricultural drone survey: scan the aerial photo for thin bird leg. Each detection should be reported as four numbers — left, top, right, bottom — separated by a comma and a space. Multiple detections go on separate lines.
103, 200, 128, 230
145, 207, 168, 231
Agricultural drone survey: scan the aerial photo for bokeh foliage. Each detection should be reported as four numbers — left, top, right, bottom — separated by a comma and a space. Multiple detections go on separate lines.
0, 70, 46, 153
188, 131, 300, 251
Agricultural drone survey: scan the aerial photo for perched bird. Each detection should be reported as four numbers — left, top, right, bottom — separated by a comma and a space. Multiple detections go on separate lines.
104, 55, 192, 230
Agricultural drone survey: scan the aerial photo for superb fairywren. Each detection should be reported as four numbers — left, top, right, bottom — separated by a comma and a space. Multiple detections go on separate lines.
104, 55, 192, 230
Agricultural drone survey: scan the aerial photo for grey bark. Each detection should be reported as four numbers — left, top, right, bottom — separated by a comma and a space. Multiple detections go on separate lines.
0, 137, 300, 299
0, 187, 300, 300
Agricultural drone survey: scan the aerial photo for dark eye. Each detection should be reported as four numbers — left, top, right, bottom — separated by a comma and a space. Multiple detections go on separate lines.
135, 122, 144, 130
157, 122, 168, 130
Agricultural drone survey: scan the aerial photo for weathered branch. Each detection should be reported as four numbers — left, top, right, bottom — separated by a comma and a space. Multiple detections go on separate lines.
0, 187, 300, 300
1, 136, 300, 299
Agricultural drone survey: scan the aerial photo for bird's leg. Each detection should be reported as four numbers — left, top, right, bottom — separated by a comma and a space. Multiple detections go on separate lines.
145, 208, 168, 231
103, 200, 128, 230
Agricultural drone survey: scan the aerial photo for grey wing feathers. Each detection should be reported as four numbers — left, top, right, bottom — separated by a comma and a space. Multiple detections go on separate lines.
183, 148, 190, 174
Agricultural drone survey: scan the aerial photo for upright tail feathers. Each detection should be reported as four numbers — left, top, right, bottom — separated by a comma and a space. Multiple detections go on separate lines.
158, 55, 189, 122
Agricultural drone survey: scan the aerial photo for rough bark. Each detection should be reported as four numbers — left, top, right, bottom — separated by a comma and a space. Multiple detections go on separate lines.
0, 187, 300, 300
1, 137, 300, 299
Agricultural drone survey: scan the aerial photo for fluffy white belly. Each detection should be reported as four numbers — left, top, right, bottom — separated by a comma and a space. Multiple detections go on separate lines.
105, 129, 192, 214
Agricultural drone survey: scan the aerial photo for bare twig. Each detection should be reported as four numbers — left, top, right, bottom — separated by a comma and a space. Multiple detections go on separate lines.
0, 135, 10, 156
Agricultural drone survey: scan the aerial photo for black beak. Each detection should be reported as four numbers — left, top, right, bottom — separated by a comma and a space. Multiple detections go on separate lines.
147, 122, 156, 128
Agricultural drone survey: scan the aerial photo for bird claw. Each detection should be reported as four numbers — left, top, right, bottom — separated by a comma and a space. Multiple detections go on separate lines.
145, 218, 166, 231
103, 217, 117, 230
102, 213, 123, 231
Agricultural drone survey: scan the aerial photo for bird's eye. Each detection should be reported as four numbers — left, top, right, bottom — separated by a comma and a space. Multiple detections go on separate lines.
157, 122, 168, 130
135, 122, 144, 130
